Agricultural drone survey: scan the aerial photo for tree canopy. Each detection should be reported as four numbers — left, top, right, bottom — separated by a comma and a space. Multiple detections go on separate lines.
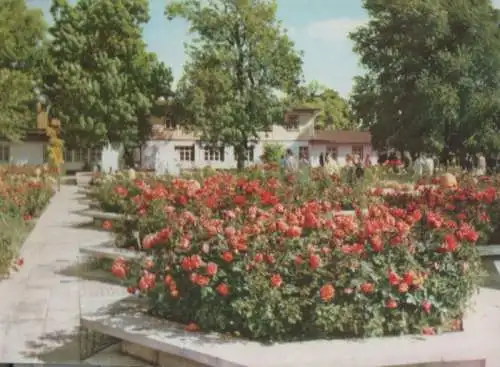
42, 0, 173, 158
167, 0, 303, 169
349, 0, 500, 157
0, 0, 46, 141
288, 81, 357, 130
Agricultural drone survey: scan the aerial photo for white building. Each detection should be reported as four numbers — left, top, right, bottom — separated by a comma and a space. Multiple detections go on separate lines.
0, 107, 377, 173
141, 107, 377, 170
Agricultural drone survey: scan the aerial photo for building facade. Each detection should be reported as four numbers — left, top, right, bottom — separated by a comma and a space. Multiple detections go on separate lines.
0, 107, 376, 172
141, 107, 377, 170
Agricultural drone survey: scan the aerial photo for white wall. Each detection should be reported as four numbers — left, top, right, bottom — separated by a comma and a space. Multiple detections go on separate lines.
142, 139, 381, 171
1, 141, 92, 172
143, 111, 319, 171
142, 139, 315, 171
8, 141, 45, 165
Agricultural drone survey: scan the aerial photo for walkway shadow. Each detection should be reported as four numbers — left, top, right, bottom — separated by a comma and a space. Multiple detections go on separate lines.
23, 327, 82, 363
480, 258, 500, 291
57, 259, 119, 286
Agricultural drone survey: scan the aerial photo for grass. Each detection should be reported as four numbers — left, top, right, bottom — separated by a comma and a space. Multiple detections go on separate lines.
0, 215, 33, 276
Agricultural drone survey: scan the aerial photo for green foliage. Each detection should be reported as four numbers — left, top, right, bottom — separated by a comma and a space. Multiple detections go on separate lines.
288, 81, 357, 130
42, 0, 173, 151
0, 169, 54, 275
0, 0, 47, 141
0, 215, 30, 275
167, 0, 303, 169
261, 143, 285, 164
350, 0, 500, 156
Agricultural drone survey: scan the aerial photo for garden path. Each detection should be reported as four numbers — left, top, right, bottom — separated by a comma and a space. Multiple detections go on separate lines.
0, 185, 139, 365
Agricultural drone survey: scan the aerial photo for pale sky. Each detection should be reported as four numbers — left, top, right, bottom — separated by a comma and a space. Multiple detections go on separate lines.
31, 0, 500, 97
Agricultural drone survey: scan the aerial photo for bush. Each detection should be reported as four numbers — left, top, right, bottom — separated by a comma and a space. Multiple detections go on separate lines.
0, 215, 31, 275
381, 175, 500, 246
0, 167, 54, 275
261, 143, 285, 164
105, 169, 484, 342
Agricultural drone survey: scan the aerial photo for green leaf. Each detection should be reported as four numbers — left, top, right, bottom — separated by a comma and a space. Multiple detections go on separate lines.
42, 0, 173, 156
170, 0, 303, 170
350, 0, 500, 155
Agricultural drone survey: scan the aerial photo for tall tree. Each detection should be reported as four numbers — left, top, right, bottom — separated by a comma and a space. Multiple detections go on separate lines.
349, 0, 500, 158
167, 0, 303, 170
43, 0, 173, 163
288, 81, 357, 130
0, 0, 46, 141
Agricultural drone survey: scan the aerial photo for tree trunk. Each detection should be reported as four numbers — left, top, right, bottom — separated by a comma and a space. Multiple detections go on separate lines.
234, 144, 246, 171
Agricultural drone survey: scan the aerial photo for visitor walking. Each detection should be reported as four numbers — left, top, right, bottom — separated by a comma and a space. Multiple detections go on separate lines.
475, 152, 486, 176
465, 153, 473, 172
299, 152, 310, 168
413, 154, 425, 177
279, 155, 285, 168
324, 153, 339, 175
319, 152, 325, 167
403, 151, 412, 170
364, 153, 372, 167
284, 149, 298, 171
354, 155, 365, 180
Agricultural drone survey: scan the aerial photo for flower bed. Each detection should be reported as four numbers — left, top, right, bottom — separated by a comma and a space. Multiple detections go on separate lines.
0, 166, 55, 275
100, 168, 487, 343
381, 175, 500, 246
89, 168, 384, 248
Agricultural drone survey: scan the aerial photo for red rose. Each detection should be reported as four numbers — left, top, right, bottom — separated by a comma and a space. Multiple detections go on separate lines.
270, 274, 282, 288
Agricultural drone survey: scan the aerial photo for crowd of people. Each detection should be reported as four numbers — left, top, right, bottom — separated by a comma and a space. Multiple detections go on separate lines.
279, 148, 497, 179
280, 148, 368, 182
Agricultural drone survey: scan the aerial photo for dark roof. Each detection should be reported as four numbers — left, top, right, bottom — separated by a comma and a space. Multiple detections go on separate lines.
288, 106, 321, 113
24, 129, 49, 141
0, 129, 49, 142
308, 130, 371, 144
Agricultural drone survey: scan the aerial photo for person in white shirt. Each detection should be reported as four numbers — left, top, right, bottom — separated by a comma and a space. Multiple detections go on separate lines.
284, 149, 298, 171
424, 155, 434, 176
413, 154, 425, 176
476, 153, 486, 176
324, 153, 339, 174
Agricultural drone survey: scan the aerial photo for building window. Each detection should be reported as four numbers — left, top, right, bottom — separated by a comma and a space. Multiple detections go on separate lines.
43, 145, 49, 163
352, 145, 364, 159
63, 149, 73, 163
0, 144, 10, 162
326, 146, 338, 159
90, 148, 102, 163
299, 146, 309, 160
73, 148, 87, 162
204, 147, 224, 162
285, 114, 299, 131
165, 115, 176, 129
175, 145, 195, 161
234, 146, 255, 162
245, 146, 254, 162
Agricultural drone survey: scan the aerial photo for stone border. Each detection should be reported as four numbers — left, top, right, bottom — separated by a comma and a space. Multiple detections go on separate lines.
77, 187, 92, 197
77, 197, 100, 207
76, 171, 94, 187
477, 245, 500, 257
80, 289, 499, 367
80, 241, 142, 261
77, 209, 128, 221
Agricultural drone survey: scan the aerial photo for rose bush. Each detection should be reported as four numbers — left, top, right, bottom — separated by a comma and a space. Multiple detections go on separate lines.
0, 166, 54, 275
89, 167, 383, 245
381, 174, 500, 245
100, 168, 485, 342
